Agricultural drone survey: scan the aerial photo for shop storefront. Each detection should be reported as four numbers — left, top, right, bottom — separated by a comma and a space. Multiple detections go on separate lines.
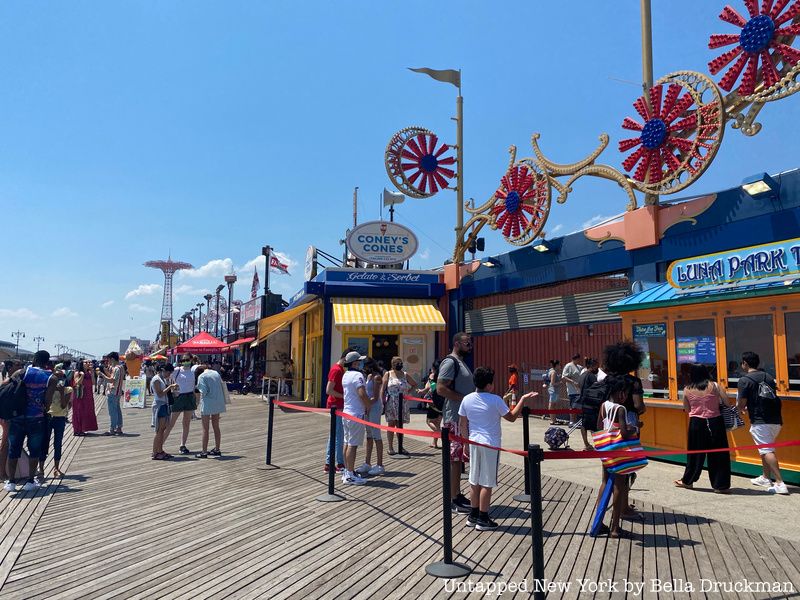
260, 268, 446, 406
609, 238, 800, 484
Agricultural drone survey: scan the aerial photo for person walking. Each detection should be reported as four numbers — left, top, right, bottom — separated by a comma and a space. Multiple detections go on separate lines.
503, 364, 520, 408
737, 351, 788, 495
674, 364, 732, 492
164, 355, 197, 455
4, 351, 60, 492
562, 354, 583, 426
195, 363, 227, 458
99, 352, 125, 435
380, 356, 417, 456
0, 360, 22, 483
576, 358, 601, 451
545, 359, 562, 425
72, 360, 99, 436
150, 364, 177, 460
437, 332, 475, 514
340, 351, 372, 485
355, 358, 385, 477
323, 349, 351, 473
46, 367, 71, 478
459, 367, 538, 530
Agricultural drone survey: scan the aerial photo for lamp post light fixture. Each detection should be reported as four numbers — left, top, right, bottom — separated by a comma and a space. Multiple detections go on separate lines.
33, 336, 44, 352
741, 172, 780, 198
11, 331, 25, 357
204, 294, 213, 333
532, 239, 552, 253
224, 273, 237, 340
214, 284, 224, 338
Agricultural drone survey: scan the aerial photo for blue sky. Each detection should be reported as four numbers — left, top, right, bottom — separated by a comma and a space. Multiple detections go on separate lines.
2, 1, 798, 356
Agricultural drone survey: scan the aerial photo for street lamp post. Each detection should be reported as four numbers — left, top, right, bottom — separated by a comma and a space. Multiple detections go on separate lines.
11, 331, 25, 357
33, 336, 44, 352
214, 285, 224, 338
261, 245, 271, 318
224, 273, 237, 340
196, 303, 204, 335
204, 294, 213, 333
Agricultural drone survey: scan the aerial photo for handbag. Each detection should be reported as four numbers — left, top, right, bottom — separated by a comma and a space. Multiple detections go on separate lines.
0, 369, 28, 420
720, 402, 744, 431
166, 389, 175, 406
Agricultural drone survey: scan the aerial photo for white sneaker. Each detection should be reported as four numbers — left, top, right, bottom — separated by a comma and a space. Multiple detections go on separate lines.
33, 476, 45, 488
767, 483, 789, 495
751, 475, 772, 487
21, 481, 37, 492
368, 465, 385, 476
354, 463, 372, 475
342, 473, 366, 486
3, 481, 16, 492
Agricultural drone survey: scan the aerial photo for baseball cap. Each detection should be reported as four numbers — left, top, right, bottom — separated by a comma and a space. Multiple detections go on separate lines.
344, 351, 366, 364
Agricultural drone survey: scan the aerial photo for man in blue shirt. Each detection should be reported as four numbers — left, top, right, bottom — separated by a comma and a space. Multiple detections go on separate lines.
4, 351, 60, 492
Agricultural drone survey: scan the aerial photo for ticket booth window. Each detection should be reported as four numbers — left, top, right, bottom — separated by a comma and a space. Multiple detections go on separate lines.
632, 323, 668, 398
786, 312, 800, 391
724, 315, 776, 386
675, 319, 717, 392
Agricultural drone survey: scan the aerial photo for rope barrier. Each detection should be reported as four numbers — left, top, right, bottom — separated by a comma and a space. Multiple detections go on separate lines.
272, 397, 800, 461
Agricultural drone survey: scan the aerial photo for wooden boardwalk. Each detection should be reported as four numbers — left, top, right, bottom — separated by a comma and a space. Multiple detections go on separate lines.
1, 394, 799, 599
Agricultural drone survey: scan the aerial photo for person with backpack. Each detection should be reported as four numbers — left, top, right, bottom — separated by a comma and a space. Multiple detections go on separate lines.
3, 351, 60, 492
674, 364, 732, 493
419, 361, 443, 449
737, 351, 787, 495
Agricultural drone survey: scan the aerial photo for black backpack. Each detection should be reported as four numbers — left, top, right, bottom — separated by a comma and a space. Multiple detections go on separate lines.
578, 377, 611, 431
0, 370, 28, 420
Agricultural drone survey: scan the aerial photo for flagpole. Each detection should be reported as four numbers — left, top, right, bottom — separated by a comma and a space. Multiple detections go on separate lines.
640, 0, 658, 206
455, 71, 464, 260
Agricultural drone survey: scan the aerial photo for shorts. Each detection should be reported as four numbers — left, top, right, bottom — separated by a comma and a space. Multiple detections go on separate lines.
426, 406, 442, 421
156, 404, 171, 420
468, 444, 500, 488
750, 424, 782, 455
443, 420, 469, 463
342, 414, 366, 447
172, 392, 197, 412
568, 393, 581, 409
8, 417, 45, 461
548, 389, 558, 404
366, 401, 382, 441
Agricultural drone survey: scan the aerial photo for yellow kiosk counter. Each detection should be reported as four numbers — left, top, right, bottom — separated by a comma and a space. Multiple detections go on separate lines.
609, 239, 800, 485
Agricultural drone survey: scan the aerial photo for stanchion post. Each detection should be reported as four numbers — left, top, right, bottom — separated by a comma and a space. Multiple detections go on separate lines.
527, 443, 546, 600
425, 427, 471, 578
395, 392, 410, 459
317, 406, 343, 502
513, 406, 531, 502
265, 392, 275, 465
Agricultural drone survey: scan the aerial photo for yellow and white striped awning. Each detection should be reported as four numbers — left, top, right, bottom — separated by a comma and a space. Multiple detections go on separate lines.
257, 300, 321, 342
333, 298, 445, 332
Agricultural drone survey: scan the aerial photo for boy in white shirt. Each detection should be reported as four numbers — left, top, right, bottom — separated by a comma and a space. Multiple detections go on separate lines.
341, 351, 373, 485
458, 366, 537, 530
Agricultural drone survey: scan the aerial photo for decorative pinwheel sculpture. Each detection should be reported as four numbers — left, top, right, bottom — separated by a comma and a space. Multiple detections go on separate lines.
618, 72, 725, 194
490, 162, 551, 244
709, 0, 800, 101
385, 127, 456, 198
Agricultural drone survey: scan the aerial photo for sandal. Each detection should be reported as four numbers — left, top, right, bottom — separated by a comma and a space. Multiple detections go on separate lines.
673, 480, 693, 489
595, 524, 610, 536
195, 452, 209, 459
209, 448, 222, 456
387, 450, 397, 456
610, 528, 628, 539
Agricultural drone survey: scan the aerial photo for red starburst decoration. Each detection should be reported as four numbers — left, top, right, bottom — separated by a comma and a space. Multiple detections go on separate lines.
618, 84, 707, 184
492, 164, 549, 240
708, 0, 800, 96
400, 132, 456, 195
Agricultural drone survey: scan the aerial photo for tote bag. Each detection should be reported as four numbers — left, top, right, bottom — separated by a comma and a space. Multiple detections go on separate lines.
720, 403, 744, 431
592, 405, 648, 475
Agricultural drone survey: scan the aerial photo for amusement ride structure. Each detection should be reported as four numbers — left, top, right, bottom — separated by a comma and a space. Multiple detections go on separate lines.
144, 256, 194, 340
385, 0, 800, 261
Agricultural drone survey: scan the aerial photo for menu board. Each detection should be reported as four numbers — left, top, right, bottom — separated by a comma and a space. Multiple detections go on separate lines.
677, 336, 716, 364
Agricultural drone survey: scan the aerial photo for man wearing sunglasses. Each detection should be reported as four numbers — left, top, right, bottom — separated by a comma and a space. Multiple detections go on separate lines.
437, 332, 475, 514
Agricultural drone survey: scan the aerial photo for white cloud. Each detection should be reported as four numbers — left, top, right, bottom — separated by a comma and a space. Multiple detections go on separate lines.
129, 303, 156, 313
174, 284, 209, 297
549, 224, 564, 235
51, 307, 78, 318
101, 300, 114, 309
419, 248, 431, 260
125, 283, 162, 300
179, 258, 234, 279
0, 308, 40, 320
581, 214, 615, 229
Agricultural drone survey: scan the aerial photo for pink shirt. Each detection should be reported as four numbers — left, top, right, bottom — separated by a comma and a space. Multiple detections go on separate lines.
684, 384, 721, 419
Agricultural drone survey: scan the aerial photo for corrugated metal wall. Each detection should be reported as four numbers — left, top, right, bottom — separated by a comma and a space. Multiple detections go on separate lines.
473, 276, 629, 309
472, 321, 622, 394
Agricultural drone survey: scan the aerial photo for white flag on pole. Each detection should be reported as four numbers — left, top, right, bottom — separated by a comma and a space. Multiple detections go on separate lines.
383, 188, 405, 207
408, 67, 461, 88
